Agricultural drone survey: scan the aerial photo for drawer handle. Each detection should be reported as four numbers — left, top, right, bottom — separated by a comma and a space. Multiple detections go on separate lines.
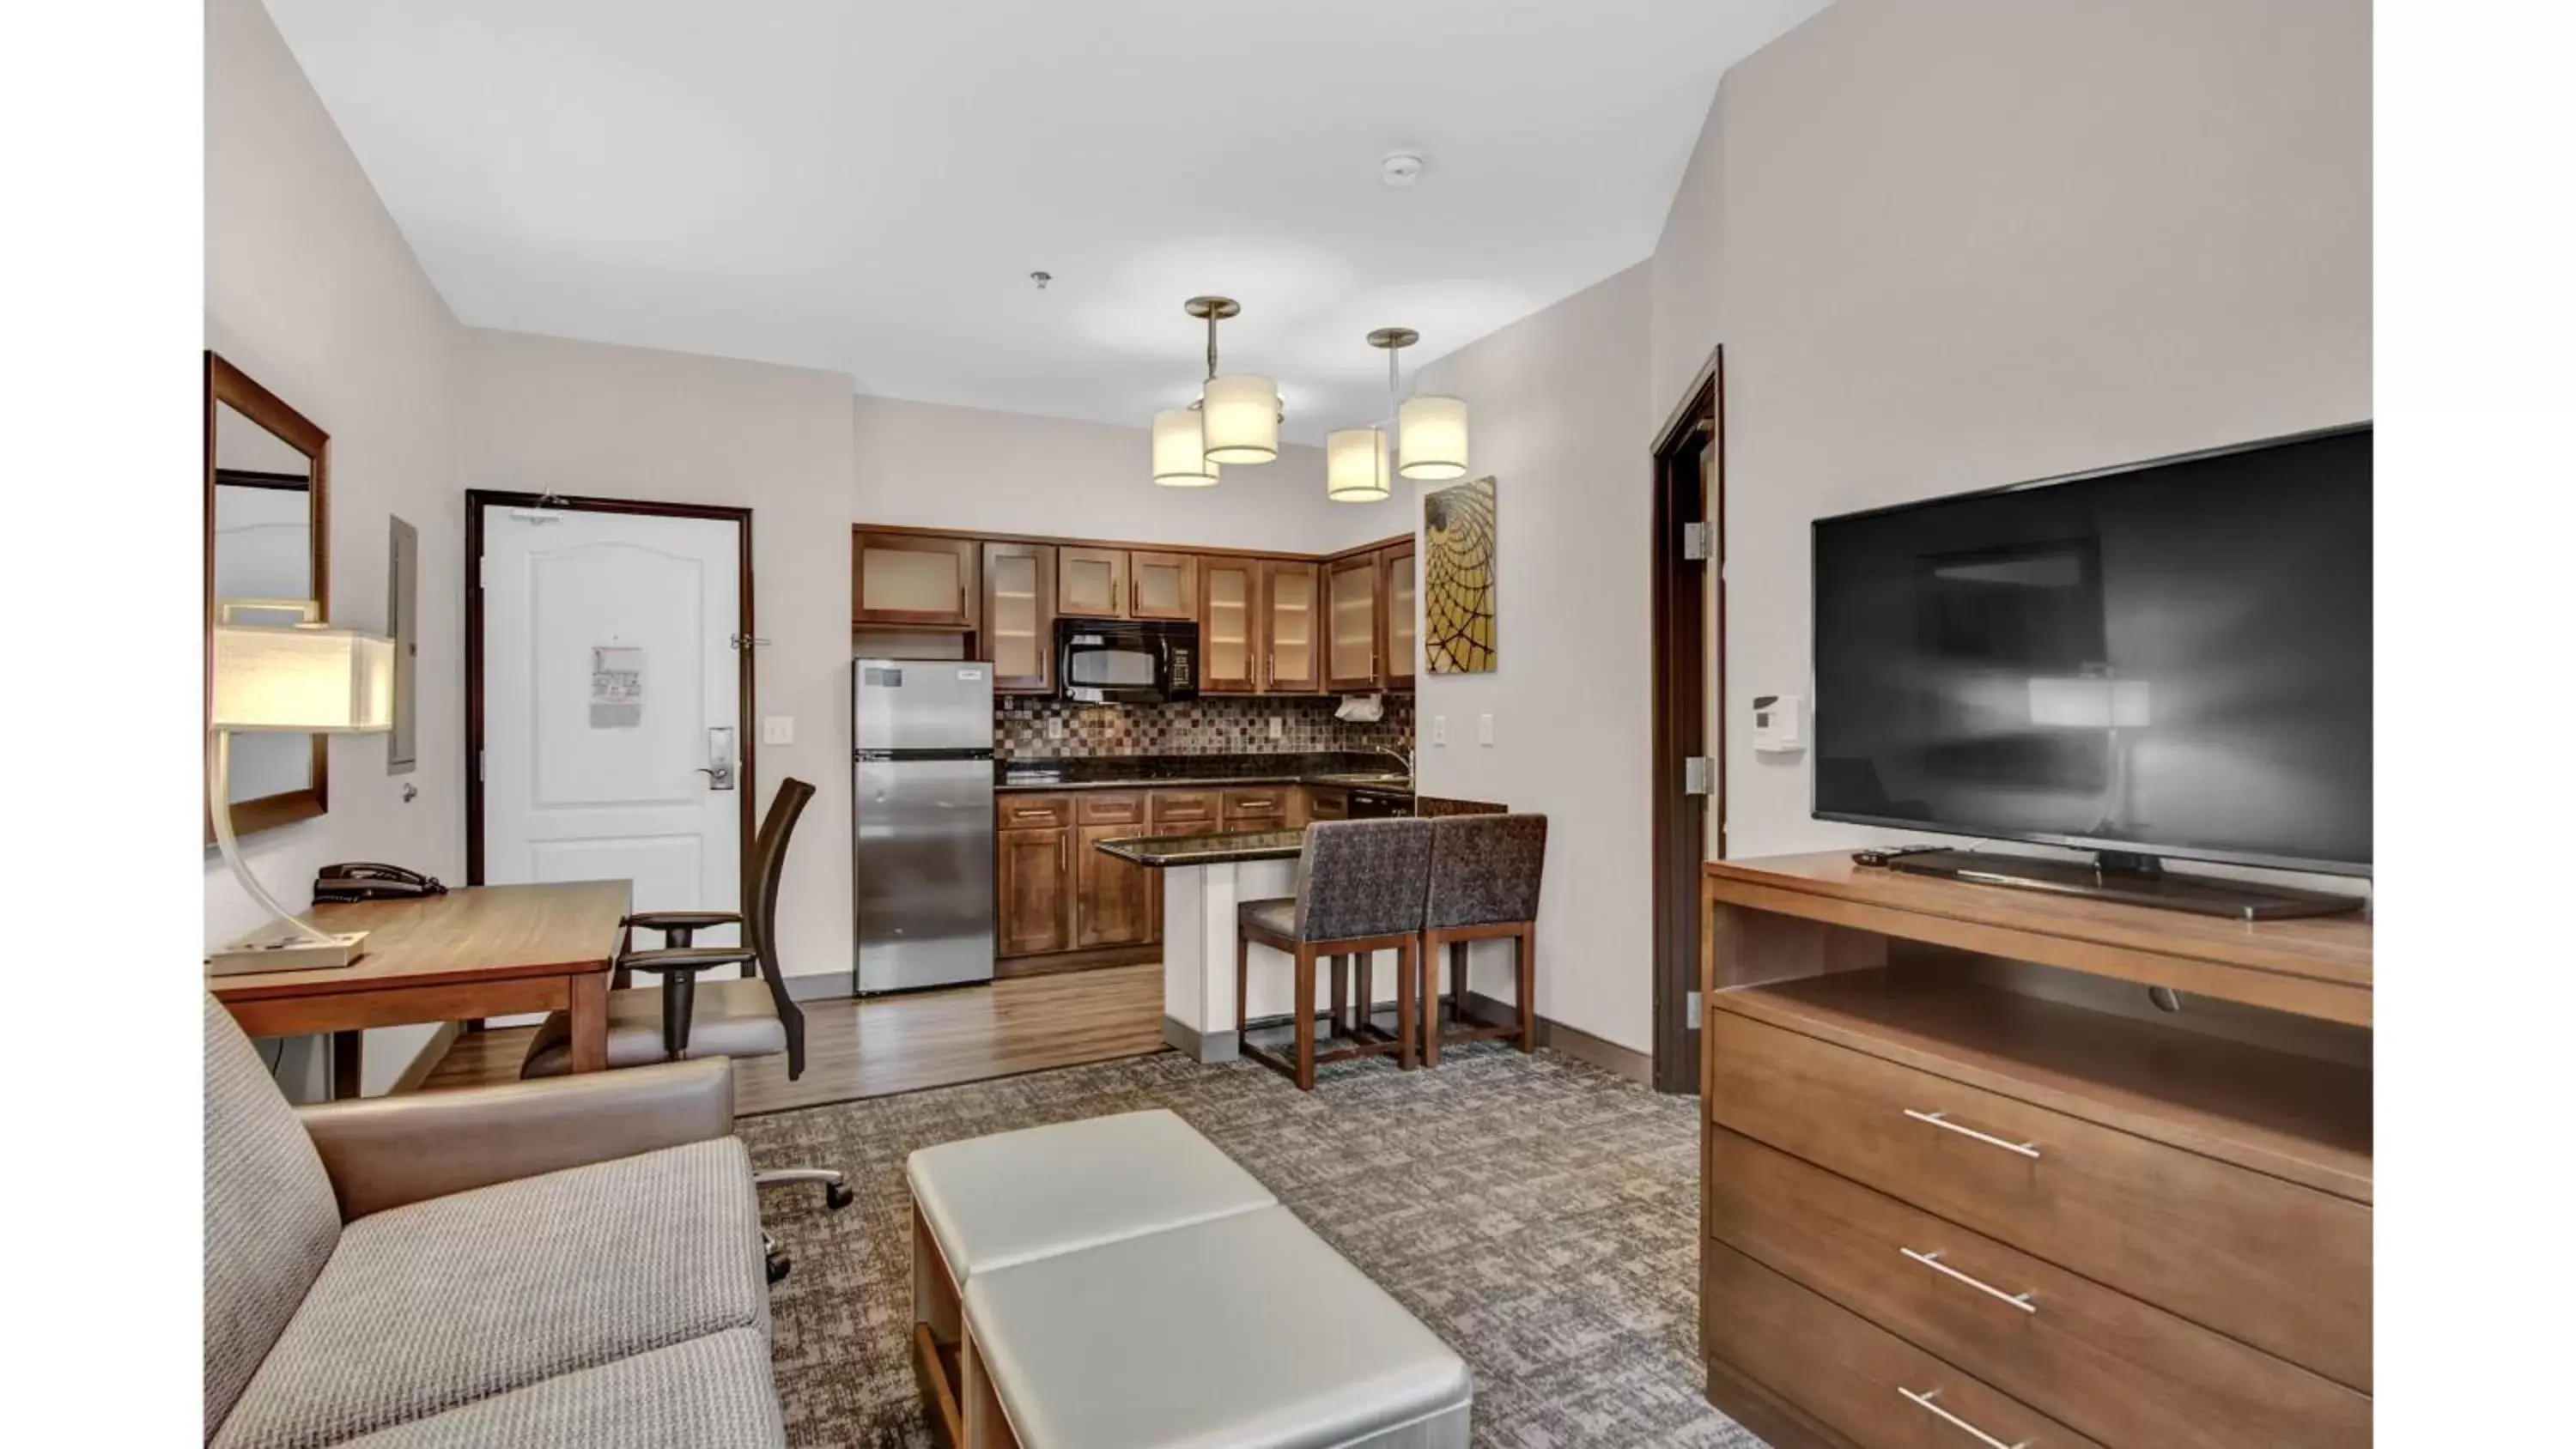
1903, 1109, 2041, 1160
1899, 1387, 2028, 1449
1899, 1248, 2037, 1313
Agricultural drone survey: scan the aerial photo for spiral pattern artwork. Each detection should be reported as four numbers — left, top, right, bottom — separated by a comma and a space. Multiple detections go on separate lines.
1423, 476, 1497, 673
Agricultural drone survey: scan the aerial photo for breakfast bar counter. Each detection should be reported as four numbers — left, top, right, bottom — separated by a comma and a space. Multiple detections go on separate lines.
1097, 828, 1306, 1063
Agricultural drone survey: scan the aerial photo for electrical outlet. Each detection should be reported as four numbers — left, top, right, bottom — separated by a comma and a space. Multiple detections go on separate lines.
1478, 713, 1495, 746
1268, 716, 1284, 740
1047, 717, 1066, 740
1432, 715, 1448, 746
761, 716, 795, 746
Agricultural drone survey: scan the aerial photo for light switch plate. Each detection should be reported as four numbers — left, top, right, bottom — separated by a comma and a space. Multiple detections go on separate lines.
1269, 716, 1284, 739
761, 716, 795, 746
1478, 713, 1495, 746
1432, 715, 1448, 746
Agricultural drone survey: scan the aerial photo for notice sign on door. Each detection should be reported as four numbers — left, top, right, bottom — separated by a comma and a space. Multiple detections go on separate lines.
590, 646, 646, 729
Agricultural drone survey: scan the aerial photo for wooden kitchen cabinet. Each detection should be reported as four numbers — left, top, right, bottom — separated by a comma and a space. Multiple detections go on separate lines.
1326, 554, 1382, 692
1128, 550, 1200, 621
981, 542, 1056, 693
1073, 823, 1155, 949
1221, 786, 1291, 830
1057, 547, 1127, 618
854, 530, 979, 628
1261, 561, 1321, 693
994, 824, 1070, 957
1380, 541, 1416, 691
1200, 556, 1263, 694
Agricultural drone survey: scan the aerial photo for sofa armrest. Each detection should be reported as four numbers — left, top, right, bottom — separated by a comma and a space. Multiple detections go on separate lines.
295, 1058, 735, 1221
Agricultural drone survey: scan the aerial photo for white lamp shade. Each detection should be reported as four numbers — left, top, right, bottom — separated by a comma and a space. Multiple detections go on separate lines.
1397, 395, 1469, 480
1326, 427, 1389, 501
213, 623, 395, 732
1200, 374, 1280, 464
1151, 409, 1220, 487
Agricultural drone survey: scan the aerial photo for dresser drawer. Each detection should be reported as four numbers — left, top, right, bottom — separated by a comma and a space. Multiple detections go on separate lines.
1704, 1239, 2101, 1449
1150, 790, 1221, 828
1707, 1009, 2371, 1391
995, 795, 1072, 830
1221, 787, 1289, 826
1707, 1127, 2370, 1447
1074, 791, 1146, 826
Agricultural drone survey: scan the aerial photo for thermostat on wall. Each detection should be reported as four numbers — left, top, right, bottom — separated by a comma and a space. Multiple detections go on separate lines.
1751, 694, 1806, 755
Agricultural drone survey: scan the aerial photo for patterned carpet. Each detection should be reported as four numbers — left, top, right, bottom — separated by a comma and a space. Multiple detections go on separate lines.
736, 1040, 1765, 1449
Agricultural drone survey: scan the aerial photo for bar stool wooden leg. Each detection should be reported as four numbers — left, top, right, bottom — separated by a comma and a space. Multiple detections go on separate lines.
1517, 924, 1538, 1052
1329, 952, 1348, 1039
1396, 937, 1417, 1070
1420, 930, 1443, 1069
1449, 940, 1468, 1030
1293, 945, 1317, 1091
1236, 931, 1250, 1040
1356, 953, 1372, 1040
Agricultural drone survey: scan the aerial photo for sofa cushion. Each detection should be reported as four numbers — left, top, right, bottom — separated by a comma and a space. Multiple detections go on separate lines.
205, 994, 343, 1436
323, 1329, 784, 1449
964, 1204, 1473, 1449
212, 1137, 764, 1449
908, 1109, 1275, 1282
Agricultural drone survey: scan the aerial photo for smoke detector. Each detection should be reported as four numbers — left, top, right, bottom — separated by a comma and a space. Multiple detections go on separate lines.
1379, 151, 1425, 187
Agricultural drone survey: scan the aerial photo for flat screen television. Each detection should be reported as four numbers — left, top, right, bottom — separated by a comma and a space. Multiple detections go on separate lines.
1811, 424, 2372, 882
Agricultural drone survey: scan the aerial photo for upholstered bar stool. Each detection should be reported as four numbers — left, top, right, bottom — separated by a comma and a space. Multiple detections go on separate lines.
1421, 814, 1548, 1067
1236, 818, 1435, 1090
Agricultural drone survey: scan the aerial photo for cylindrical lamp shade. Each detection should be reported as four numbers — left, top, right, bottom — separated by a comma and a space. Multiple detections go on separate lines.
1151, 409, 1220, 487
1398, 395, 1469, 480
211, 623, 395, 731
1200, 374, 1280, 464
1326, 427, 1389, 502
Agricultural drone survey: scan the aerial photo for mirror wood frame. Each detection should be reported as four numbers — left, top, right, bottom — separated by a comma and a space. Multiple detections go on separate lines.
206, 350, 332, 838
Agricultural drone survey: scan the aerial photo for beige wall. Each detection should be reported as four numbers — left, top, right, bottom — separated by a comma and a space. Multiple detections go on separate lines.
205, 0, 466, 1094
460, 329, 860, 984
853, 395, 1403, 556
1698, 0, 2372, 861
1410, 264, 1656, 1052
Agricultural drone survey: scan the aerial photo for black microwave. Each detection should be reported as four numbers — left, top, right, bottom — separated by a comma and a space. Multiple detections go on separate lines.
1056, 618, 1199, 704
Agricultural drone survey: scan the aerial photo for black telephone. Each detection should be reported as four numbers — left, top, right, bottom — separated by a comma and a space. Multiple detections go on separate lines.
313, 862, 447, 902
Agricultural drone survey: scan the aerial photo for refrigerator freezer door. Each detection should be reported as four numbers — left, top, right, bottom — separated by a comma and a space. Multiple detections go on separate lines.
855, 755, 996, 992
854, 659, 993, 752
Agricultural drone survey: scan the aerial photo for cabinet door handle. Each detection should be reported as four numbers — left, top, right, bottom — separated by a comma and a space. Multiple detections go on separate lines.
1899, 1249, 2037, 1313
1903, 1108, 2041, 1160
1059, 835, 1067, 870
1898, 1387, 2027, 1449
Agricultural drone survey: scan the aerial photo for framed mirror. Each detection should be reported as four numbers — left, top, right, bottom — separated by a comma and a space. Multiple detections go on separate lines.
207, 351, 331, 835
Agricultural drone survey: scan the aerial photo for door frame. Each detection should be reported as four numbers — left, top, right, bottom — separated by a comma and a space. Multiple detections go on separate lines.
1649, 349, 1723, 1094
464, 490, 759, 891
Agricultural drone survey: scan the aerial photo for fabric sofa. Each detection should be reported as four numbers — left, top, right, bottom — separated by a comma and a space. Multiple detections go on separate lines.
203, 995, 787, 1449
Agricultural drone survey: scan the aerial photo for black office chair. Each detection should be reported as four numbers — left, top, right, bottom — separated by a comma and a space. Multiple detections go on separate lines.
521, 779, 848, 1276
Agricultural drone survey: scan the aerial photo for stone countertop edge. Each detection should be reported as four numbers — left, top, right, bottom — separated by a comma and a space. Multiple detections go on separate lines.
1091, 830, 1308, 867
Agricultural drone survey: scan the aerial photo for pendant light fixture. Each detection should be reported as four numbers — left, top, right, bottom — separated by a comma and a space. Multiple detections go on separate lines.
1326, 326, 1419, 503
1151, 409, 1218, 488
1186, 296, 1280, 464
1398, 389, 1469, 481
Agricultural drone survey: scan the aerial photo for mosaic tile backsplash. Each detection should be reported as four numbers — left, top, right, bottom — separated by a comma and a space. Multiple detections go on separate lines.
996, 693, 1414, 762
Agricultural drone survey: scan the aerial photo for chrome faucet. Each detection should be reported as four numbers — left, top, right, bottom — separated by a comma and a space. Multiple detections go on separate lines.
1376, 747, 1414, 782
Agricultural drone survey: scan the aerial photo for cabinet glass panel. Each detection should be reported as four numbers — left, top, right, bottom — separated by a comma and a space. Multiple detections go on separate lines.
1386, 549, 1417, 682
862, 546, 963, 615
1060, 552, 1121, 615
1136, 561, 1183, 615
1206, 563, 1254, 688
1270, 567, 1315, 686
989, 553, 1041, 681
1329, 561, 1376, 684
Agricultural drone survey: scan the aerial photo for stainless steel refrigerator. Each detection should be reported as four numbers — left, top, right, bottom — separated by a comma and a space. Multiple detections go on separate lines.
853, 659, 994, 994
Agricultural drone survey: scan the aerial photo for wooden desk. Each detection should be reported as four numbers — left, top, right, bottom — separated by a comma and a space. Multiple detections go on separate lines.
210, 881, 632, 1096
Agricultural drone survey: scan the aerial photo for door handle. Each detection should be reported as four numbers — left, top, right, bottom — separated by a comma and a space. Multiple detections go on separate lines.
699, 726, 738, 791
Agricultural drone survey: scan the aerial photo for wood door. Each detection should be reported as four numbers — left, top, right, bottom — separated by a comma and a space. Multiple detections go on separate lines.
1072, 823, 1155, 949
1200, 556, 1262, 694
478, 504, 748, 991
1261, 560, 1321, 693
854, 530, 978, 628
1325, 555, 1382, 692
981, 542, 1056, 694
1128, 550, 1200, 621
1057, 547, 1128, 618
1379, 542, 1416, 691
995, 826, 1070, 957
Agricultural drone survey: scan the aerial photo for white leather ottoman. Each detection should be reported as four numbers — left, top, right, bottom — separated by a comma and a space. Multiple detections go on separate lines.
908, 1111, 1277, 1446
959, 1205, 1473, 1449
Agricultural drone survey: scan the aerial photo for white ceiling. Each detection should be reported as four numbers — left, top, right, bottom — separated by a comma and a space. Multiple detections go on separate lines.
266, 0, 1826, 441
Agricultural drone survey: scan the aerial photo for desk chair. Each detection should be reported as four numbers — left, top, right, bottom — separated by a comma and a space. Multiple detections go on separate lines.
1236, 819, 1435, 1090
522, 779, 849, 1273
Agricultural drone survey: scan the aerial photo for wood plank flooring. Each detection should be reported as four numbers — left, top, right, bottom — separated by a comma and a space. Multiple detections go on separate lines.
417, 962, 1168, 1113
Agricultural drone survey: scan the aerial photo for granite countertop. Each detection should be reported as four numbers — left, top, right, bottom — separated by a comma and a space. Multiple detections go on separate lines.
1092, 828, 1308, 867
995, 752, 1411, 795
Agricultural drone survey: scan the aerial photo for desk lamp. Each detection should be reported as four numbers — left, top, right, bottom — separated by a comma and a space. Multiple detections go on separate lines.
207, 601, 394, 975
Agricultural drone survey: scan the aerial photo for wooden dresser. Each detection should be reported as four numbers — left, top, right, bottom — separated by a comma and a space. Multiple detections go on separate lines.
1698, 854, 2372, 1449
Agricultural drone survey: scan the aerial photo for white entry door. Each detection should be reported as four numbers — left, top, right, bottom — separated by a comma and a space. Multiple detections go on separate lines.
480, 503, 747, 976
